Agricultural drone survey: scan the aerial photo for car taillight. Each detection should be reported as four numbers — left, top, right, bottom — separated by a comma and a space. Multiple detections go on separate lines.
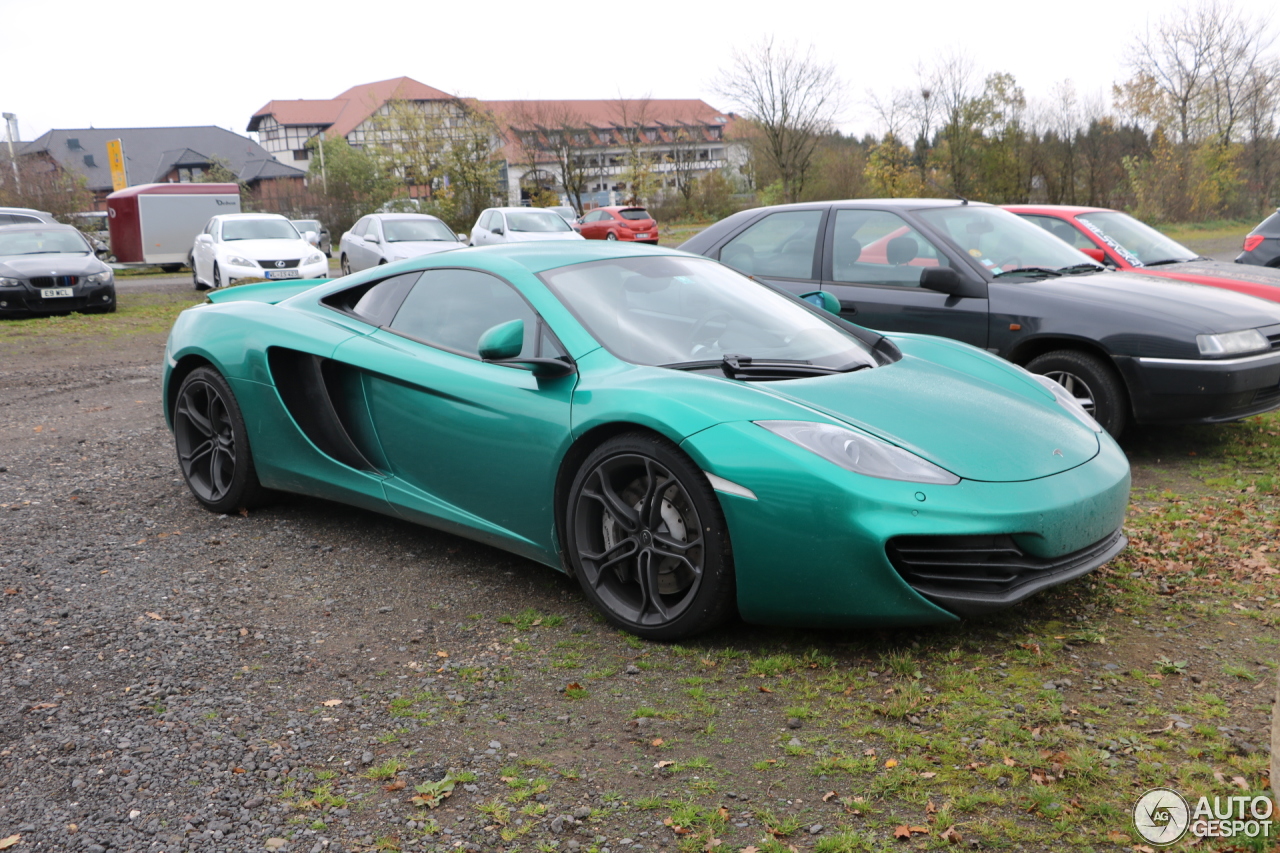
1243, 234, 1265, 252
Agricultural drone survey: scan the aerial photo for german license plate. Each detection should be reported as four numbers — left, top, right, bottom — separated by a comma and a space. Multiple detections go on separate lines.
634, 233, 649, 239
40, 287, 74, 298
264, 270, 300, 279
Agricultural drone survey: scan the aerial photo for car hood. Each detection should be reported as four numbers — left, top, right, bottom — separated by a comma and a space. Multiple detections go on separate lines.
219, 239, 314, 260
505, 232, 584, 242
384, 241, 464, 259
1148, 259, 1280, 289
1015, 270, 1280, 333
741, 341, 1099, 483
0, 254, 106, 277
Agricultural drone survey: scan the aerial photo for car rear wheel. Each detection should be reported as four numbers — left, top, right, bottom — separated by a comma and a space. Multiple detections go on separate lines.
1026, 349, 1128, 437
191, 256, 208, 291
340, 255, 352, 276
606, 232, 618, 241
213, 263, 225, 289
565, 433, 735, 640
173, 366, 268, 513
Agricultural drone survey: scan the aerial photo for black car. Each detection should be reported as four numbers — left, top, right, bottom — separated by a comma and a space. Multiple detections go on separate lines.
1237, 210, 1280, 268
0, 223, 116, 317
680, 200, 1280, 436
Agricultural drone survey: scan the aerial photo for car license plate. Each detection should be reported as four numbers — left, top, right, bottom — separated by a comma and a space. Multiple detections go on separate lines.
40, 287, 74, 298
264, 270, 300, 279
634, 233, 649, 239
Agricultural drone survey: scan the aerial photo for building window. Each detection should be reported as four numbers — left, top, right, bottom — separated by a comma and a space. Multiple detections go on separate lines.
293, 149, 310, 161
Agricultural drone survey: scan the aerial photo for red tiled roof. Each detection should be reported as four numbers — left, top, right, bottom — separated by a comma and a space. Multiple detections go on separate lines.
247, 78, 458, 135
483, 99, 729, 130
246, 100, 346, 132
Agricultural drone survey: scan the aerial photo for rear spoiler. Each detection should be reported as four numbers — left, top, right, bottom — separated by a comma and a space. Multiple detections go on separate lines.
206, 278, 332, 305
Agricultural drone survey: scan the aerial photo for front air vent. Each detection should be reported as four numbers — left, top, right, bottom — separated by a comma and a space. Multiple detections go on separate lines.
267, 348, 380, 473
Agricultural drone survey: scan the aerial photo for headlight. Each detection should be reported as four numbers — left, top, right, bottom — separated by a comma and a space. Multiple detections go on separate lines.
0, 277, 22, 287
756, 420, 960, 484
1196, 329, 1269, 357
85, 270, 113, 284
305, 252, 324, 265
225, 255, 259, 268
1031, 374, 1103, 433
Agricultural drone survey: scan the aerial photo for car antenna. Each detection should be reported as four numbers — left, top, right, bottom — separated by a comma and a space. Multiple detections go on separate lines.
925, 176, 967, 205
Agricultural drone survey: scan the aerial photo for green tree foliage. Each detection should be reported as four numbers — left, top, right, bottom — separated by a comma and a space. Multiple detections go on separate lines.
306, 136, 395, 236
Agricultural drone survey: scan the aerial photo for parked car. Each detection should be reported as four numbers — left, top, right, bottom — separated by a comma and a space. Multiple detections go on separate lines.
680, 200, 1280, 437
469, 207, 585, 246
1008, 205, 1280, 303
0, 223, 115, 316
339, 213, 464, 275
164, 242, 1130, 638
190, 213, 327, 290
549, 206, 579, 225
577, 206, 660, 243
291, 219, 331, 257
1237, 209, 1280, 268
0, 206, 57, 226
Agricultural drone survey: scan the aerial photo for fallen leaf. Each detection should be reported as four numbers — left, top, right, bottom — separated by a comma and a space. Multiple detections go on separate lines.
1133, 846, 1156, 853
145, 612, 163, 620
651, 738, 663, 747
926, 799, 937, 815
1107, 830, 1128, 842
232, 767, 245, 774
1229, 776, 1249, 790
1003, 757, 1017, 767
919, 771, 937, 779
742, 848, 759, 853
940, 826, 962, 844
565, 682, 583, 691
436, 651, 449, 658
703, 838, 722, 851
863, 748, 877, 757
383, 780, 406, 792
894, 825, 912, 839
0, 835, 19, 849
654, 760, 675, 769
717, 807, 729, 820
884, 758, 898, 768
321, 699, 343, 707
822, 791, 837, 802
910, 826, 929, 835
758, 685, 774, 693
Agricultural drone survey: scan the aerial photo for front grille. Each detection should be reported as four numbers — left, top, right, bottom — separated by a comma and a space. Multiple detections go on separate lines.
258, 259, 300, 269
30, 275, 79, 288
886, 527, 1126, 616
1252, 384, 1280, 405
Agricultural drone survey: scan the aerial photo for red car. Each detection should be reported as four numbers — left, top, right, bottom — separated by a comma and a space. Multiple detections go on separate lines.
576, 206, 659, 243
1006, 204, 1280, 304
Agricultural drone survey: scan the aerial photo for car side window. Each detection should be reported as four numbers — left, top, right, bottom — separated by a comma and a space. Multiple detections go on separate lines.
350, 218, 369, 238
478, 211, 494, 231
492, 213, 506, 232
719, 210, 822, 280
829, 209, 951, 287
366, 219, 382, 239
389, 269, 540, 358
350, 272, 420, 326
1019, 215, 1097, 250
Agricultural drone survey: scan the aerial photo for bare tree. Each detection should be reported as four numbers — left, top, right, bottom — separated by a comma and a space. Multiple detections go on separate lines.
611, 96, 661, 204
505, 102, 600, 213
715, 38, 842, 203
1127, 4, 1214, 143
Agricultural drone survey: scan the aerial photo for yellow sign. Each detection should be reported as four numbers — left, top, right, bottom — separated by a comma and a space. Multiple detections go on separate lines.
106, 139, 127, 191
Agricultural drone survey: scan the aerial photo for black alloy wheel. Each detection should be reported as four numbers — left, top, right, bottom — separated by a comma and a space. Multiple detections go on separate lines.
1026, 349, 1129, 437
173, 366, 267, 513
566, 433, 735, 640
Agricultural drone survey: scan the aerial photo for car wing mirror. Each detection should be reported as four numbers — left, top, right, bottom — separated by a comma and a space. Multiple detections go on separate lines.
456, 232, 467, 242
920, 266, 986, 298
365, 233, 380, 243
491, 227, 504, 236
799, 290, 840, 314
305, 230, 318, 244
95, 247, 109, 258
1080, 247, 1107, 264
479, 318, 576, 376
196, 234, 213, 244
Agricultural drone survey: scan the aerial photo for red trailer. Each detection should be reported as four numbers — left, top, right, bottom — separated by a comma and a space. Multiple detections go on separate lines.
107, 183, 240, 269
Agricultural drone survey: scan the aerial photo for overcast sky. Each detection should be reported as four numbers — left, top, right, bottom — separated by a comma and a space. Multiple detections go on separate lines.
4, 0, 1277, 145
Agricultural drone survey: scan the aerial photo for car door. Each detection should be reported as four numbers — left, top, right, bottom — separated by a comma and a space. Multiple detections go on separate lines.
470, 211, 492, 246
716, 207, 825, 293
331, 267, 575, 560
346, 217, 372, 270
583, 210, 608, 239
194, 220, 217, 282
818, 207, 989, 349
363, 218, 387, 265
490, 212, 509, 244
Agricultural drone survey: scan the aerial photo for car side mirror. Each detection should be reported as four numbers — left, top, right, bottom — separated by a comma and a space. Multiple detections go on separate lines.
799, 290, 840, 314
1080, 247, 1107, 264
305, 230, 319, 244
478, 319, 525, 361
366, 233, 380, 243
920, 266, 986, 298
196, 234, 213, 245
456, 232, 467, 242
95, 247, 109, 258
492, 227, 504, 236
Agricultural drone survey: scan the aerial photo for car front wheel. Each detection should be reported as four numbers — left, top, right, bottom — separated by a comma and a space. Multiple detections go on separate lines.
605, 231, 618, 241
173, 366, 268, 513
565, 432, 735, 640
1026, 349, 1129, 437
340, 255, 351, 276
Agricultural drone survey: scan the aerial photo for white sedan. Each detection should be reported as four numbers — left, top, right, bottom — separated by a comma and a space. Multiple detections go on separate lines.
339, 213, 465, 275
190, 214, 328, 290
468, 207, 585, 246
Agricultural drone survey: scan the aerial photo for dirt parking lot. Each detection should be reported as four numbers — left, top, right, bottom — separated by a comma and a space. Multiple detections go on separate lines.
0, 284, 1275, 853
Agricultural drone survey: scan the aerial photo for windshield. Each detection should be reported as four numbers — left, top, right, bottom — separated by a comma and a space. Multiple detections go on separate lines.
1075, 211, 1198, 266
916, 206, 1101, 277
222, 219, 300, 241
383, 218, 457, 242
292, 220, 320, 232
540, 255, 877, 370
0, 229, 90, 255
507, 211, 573, 233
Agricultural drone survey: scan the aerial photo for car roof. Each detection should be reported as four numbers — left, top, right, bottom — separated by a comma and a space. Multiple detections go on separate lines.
216, 213, 288, 220
373, 213, 443, 221
0, 206, 54, 217
0, 222, 80, 233
458, 240, 690, 275
1004, 204, 1114, 216
597, 205, 648, 211
490, 207, 565, 213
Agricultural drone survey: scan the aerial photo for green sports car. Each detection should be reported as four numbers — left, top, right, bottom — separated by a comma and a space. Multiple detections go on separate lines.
163, 242, 1131, 639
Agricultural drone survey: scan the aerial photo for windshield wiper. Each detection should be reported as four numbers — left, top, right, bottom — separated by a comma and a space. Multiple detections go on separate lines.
1144, 257, 1198, 266
663, 355, 870, 379
1057, 263, 1105, 274
993, 266, 1062, 278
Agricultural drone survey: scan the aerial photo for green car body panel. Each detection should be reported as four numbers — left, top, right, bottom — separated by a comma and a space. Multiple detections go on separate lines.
165, 243, 1131, 628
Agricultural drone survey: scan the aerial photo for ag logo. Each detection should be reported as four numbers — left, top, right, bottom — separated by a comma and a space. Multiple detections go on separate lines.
1133, 788, 1190, 845
274, 261, 286, 268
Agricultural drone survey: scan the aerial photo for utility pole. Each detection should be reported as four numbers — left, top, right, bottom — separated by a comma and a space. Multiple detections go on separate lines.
2, 112, 20, 192
317, 131, 327, 193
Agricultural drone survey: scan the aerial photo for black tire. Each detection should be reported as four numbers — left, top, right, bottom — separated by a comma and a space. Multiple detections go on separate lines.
161, 263, 182, 274
1026, 349, 1129, 437
565, 432, 735, 640
191, 257, 209, 291
605, 231, 618, 241
213, 263, 224, 290
172, 366, 268, 513
340, 255, 351, 276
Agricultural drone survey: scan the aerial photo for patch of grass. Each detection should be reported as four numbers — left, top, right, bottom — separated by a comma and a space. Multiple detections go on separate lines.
0, 291, 204, 345
362, 758, 406, 780
1222, 663, 1257, 680
497, 608, 565, 630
